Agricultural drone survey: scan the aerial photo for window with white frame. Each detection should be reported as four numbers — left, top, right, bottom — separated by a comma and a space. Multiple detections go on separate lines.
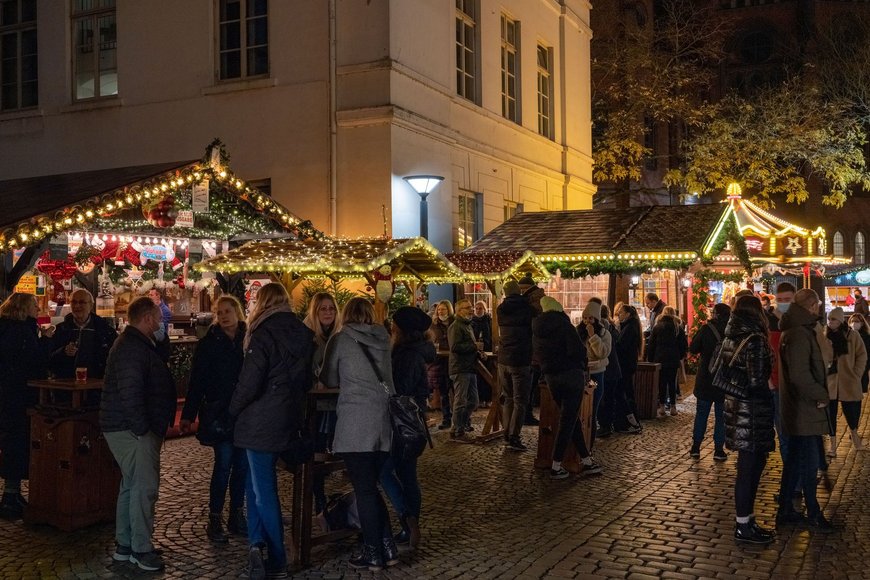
0, 0, 37, 111
500, 14, 519, 122
72, 0, 117, 100
833, 231, 844, 258
218, 0, 268, 81
456, 190, 481, 250
536, 44, 553, 139
855, 232, 865, 264
455, 0, 478, 103
503, 201, 522, 222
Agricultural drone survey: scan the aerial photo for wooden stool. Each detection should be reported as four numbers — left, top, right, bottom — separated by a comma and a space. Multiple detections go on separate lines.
634, 362, 661, 419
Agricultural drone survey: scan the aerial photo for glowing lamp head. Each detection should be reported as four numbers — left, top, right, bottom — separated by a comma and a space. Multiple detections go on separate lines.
403, 175, 444, 198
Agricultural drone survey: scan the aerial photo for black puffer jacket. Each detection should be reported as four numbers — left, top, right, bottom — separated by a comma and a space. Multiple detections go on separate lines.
722, 311, 775, 453
532, 311, 587, 375
497, 294, 535, 366
100, 326, 176, 437
689, 315, 728, 402
470, 313, 493, 352
229, 309, 313, 453
48, 313, 117, 379
615, 319, 642, 376
392, 338, 436, 408
646, 315, 687, 369
181, 322, 246, 445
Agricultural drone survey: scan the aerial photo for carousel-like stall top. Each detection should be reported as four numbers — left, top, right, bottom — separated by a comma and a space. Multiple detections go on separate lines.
445, 250, 550, 283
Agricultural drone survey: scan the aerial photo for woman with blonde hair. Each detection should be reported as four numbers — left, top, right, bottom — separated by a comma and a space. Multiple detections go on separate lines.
229, 283, 314, 579
429, 300, 454, 429
180, 295, 248, 543
0, 293, 47, 519
321, 297, 398, 570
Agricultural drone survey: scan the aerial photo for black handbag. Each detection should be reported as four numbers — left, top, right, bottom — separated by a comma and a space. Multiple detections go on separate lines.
196, 400, 234, 446
355, 339, 434, 461
710, 334, 756, 400
280, 430, 315, 466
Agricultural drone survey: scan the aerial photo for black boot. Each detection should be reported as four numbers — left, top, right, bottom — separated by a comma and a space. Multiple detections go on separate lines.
227, 507, 248, 537
734, 522, 774, 545
206, 512, 228, 544
382, 536, 400, 567
749, 518, 775, 541
394, 516, 410, 545
689, 441, 701, 459
0, 493, 23, 520
349, 544, 384, 571
406, 515, 421, 548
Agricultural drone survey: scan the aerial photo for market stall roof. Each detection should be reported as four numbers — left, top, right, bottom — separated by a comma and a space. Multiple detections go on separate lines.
0, 142, 323, 252
194, 236, 466, 283
445, 250, 550, 282
466, 204, 730, 262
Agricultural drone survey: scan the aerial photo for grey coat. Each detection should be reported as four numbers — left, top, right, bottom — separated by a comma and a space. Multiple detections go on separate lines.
321, 323, 395, 453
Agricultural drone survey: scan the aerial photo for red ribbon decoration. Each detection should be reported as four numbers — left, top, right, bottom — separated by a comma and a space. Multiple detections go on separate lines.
35, 251, 78, 281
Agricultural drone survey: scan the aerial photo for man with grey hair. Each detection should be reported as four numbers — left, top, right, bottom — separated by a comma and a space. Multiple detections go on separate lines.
48, 288, 117, 378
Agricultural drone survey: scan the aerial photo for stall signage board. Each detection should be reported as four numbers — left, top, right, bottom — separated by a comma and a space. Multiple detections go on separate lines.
744, 236, 766, 255
15, 275, 37, 294
140, 244, 176, 265
176, 210, 194, 228
856, 270, 870, 285
778, 236, 805, 257
192, 180, 210, 213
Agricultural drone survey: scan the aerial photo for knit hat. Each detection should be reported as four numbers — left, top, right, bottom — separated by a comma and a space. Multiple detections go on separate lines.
829, 307, 846, 323
582, 301, 601, 321
393, 306, 432, 333
503, 280, 521, 296
540, 296, 563, 313
517, 274, 536, 289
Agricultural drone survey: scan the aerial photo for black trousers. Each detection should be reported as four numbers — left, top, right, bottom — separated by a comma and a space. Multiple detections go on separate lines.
735, 450, 768, 518
342, 451, 391, 548
547, 371, 590, 462
828, 399, 862, 432
658, 366, 679, 405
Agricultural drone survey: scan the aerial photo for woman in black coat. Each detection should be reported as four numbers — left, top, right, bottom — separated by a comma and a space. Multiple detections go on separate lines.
689, 303, 730, 461
380, 306, 435, 549
0, 293, 48, 519
613, 305, 644, 433
719, 295, 775, 545
180, 295, 248, 543
229, 283, 313, 579
647, 313, 687, 417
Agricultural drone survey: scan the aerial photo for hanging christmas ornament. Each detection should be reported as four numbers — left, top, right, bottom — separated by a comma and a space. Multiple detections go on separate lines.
142, 195, 178, 228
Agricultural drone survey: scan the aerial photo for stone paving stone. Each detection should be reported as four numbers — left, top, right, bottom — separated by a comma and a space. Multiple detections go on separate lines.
0, 391, 868, 578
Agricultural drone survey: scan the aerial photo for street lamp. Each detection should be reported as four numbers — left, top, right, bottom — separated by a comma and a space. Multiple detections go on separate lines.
403, 175, 444, 239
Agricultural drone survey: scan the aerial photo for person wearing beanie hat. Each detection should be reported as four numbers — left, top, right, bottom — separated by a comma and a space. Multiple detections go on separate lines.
822, 306, 867, 459
532, 297, 602, 478
497, 281, 538, 450
380, 306, 436, 549
577, 300, 612, 450
777, 288, 835, 530
581, 301, 601, 322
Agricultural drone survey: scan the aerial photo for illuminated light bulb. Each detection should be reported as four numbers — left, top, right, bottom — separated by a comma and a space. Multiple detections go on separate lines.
161, 184, 168, 191
76, 214, 84, 222
137, 237, 143, 243
85, 210, 94, 218
111, 235, 117, 241
19, 232, 28, 241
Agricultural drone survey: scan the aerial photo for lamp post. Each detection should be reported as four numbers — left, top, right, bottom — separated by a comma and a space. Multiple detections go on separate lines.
403, 175, 444, 239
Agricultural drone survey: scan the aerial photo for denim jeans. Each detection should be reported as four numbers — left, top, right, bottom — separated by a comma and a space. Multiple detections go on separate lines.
342, 451, 391, 548
498, 364, 531, 440
589, 372, 605, 449
210, 442, 247, 514
735, 450, 768, 518
379, 454, 421, 521
779, 435, 822, 517
245, 450, 285, 570
450, 373, 479, 435
692, 398, 725, 446
547, 371, 590, 462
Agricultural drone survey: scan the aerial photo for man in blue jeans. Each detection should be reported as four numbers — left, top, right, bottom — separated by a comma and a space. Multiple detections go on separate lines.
448, 299, 480, 443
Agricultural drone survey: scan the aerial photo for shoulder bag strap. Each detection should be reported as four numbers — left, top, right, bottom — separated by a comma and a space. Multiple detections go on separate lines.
708, 323, 721, 343
727, 334, 759, 368
353, 338, 390, 394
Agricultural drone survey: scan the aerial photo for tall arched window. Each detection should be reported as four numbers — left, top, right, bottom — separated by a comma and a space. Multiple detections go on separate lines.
833, 231, 845, 258
855, 232, 866, 264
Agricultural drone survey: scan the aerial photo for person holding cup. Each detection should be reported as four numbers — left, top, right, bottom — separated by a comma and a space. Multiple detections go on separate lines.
48, 289, 117, 379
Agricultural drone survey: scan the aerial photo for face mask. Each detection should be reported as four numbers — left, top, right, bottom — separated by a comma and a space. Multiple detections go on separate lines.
776, 303, 791, 313
851, 322, 862, 331
154, 326, 166, 342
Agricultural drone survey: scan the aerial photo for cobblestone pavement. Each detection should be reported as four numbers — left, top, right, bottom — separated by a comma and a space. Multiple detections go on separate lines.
2, 390, 869, 579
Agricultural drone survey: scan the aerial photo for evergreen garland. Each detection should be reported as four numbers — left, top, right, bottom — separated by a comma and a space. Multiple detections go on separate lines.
545, 258, 695, 279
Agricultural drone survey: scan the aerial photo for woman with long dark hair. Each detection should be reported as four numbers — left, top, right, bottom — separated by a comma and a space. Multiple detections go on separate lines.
614, 304, 643, 433
647, 311, 687, 417
180, 295, 248, 543
719, 295, 776, 544
380, 306, 435, 548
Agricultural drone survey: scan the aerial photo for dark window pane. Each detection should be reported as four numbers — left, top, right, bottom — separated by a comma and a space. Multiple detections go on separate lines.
21, 28, 35, 54
220, 0, 240, 22
22, 54, 36, 82
1, 83, 17, 110
21, 78, 35, 106
1, 32, 16, 55
0, 1, 17, 26
220, 22, 240, 50
247, 45, 267, 75
247, 17, 267, 46
249, 0, 267, 17
221, 51, 241, 79
21, 0, 35, 22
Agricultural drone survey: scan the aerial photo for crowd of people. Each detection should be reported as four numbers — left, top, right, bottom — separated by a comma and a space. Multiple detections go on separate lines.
0, 275, 868, 575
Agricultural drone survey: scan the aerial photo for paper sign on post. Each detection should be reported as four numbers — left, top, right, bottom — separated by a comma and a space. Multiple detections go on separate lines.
192, 180, 210, 213
176, 210, 194, 228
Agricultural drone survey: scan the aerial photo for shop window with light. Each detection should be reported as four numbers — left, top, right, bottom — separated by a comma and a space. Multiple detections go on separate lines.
536, 44, 553, 140
503, 201, 522, 222
456, 190, 482, 250
0, 0, 37, 111
455, 0, 478, 104
218, 0, 268, 81
72, 0, 117, 100
855, 232, 865, 264
500, 14, 519, 123
833, 231, 844, 258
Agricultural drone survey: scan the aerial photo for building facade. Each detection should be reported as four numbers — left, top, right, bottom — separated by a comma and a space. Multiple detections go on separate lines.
0, 0, 595, 255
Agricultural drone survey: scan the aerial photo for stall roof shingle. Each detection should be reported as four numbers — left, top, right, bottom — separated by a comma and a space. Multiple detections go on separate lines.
467, 204, 729, 257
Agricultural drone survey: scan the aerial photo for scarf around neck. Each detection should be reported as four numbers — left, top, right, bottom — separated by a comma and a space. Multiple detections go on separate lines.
244, 303, 293, 350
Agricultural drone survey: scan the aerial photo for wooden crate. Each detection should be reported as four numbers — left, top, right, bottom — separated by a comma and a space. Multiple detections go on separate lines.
634, 362, 661, 420
25, 411, 120, 531
534, 381, 594, 473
